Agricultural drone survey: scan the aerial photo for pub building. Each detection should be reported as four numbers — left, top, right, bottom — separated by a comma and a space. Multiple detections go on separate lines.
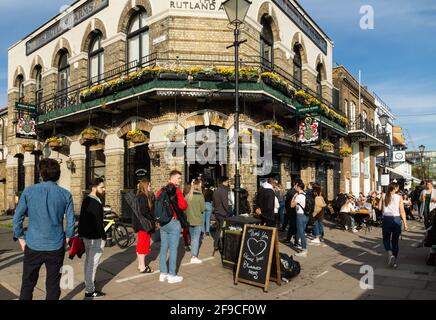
6, 0, 348, 217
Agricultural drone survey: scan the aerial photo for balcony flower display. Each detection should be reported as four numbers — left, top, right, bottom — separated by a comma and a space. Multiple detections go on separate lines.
23, 143, 35, 153
260, 72, 292, 96
320, 139, 335, 152
339, 147, 352, 157
126, 130, 147, 143
165, 128, 184, 142
265, 123, 284, 137
81, 128, 98, 140
295, 90, 311, 105
46, 137, 62, 149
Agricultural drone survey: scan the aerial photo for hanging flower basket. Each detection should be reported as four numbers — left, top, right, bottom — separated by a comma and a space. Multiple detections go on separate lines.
165, 128, 184, 142
81, 128, 98, 141
126, 130, 147, 144
23, 143, 35, 153
320, 139, 335, 153
265, 123, 284, 137
47, 137, 62, 149
339, 147, 352, 157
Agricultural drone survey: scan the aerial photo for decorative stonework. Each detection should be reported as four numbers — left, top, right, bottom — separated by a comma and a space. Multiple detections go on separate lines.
118, 0, 153, 34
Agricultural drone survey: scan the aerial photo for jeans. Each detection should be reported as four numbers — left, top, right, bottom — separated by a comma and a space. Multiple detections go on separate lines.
159, 218, 182, 276
278, 201, 285, 226
189, 226, 202, 257
382, 216, 402, 258
202, 202, 213, 233
83, 238, 105, 293
296, 214, 309, 250
313, 219, 324, 238
20, 245, 65, 300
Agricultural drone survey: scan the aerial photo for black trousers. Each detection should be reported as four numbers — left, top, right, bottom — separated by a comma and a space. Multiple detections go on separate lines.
286, 210, 297, 241
20, 246, 65, 300
213, 215, 225, 251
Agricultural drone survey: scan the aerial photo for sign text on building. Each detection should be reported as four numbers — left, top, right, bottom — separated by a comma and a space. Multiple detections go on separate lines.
170, 0, 222, 11
26, 0, 109, 55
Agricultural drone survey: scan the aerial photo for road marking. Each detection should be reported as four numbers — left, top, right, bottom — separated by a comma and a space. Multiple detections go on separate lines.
0, 282, 19, 296
372, 244, 380, 249
357, 252, 367, 257
115, 257, 215, 283
0, 253, 24, 267
339, 259, 352, 266
315, 271, 329, 278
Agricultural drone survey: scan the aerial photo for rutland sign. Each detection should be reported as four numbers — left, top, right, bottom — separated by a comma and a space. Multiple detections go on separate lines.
26, 0, 109, 55
170, 0, 223, 11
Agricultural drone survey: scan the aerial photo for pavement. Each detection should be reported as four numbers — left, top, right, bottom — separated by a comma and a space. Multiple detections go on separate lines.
0, 215, 435, 300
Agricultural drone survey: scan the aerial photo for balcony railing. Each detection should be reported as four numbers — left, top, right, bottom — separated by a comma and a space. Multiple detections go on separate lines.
349, 114, 388, 144
36, 52, 345, 119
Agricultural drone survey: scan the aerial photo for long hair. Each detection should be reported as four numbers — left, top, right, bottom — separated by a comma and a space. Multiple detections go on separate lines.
385, 182, 399, 207
137, 178, 152, 209
188, 179, 202, 201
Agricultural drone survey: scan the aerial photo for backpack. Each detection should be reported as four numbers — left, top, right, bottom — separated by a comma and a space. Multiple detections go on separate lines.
333, 193, 348, 213
279, 253, 301, 279
297, 192, 314, 216
154, 187, 175, 227
125, 191, 154, 232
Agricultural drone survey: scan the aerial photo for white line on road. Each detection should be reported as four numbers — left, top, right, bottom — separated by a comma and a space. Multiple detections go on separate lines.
372, 244, 380, 249
315, 271, 329, 278
115, 257, 215, 283
0, 282, 19, 296
339, 259, 351, 266
357, 252, 367, 257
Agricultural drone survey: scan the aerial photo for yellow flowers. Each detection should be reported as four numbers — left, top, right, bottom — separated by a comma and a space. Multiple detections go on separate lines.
81, 128, 98, 136
46, 137, 61, 142
320, 139, 334, 150
339, 147, 352, 157
265, 123, 284, 131
126, 129, 145, 140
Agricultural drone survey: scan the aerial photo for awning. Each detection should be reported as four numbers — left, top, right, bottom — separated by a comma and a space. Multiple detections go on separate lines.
385, 167, 421, 183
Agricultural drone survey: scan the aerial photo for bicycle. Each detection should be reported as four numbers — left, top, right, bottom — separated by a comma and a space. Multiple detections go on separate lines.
103, 212, 135, 249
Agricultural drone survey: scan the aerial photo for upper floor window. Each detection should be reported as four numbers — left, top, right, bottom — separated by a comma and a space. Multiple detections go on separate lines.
344, 99, 348, 118
293, 44, 302, 87
127, 10, 149, 66
260, 15, 274, 68
35, 65, 43, 106
349, 101, 356, 125
89, 32, 104, 84
17, 75, 24, 102
316, 63, 323, 98
58, 50, 69, 93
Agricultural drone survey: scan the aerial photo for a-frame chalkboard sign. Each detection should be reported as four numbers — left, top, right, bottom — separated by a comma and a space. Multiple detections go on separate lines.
234, 225, 281, 292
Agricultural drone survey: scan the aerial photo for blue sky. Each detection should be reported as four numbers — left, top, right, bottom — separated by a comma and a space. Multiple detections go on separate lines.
0, 0, 435, 150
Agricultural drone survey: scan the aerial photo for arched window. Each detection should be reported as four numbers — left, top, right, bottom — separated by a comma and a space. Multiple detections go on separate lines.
349, 101, 356, 127
58, 50, 69, 93
35, 65, 43, 106
316, 63, 323, 98
260, 15, 274, 68
127, 10, 149, 66
17, 75, 24, 102
89, 32, 104, 84
293, 44, 302, 87
344, 99, 349, 118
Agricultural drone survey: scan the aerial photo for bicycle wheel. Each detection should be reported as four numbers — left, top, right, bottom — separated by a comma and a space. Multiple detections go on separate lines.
113, 223, 131, 249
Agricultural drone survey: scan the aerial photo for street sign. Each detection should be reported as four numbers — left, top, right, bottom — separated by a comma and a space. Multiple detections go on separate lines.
15, 102, 37, 113
393, 151, 406, 163
381, 174, 390, 186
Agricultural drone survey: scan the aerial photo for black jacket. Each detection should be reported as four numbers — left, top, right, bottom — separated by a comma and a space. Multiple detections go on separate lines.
132, 193, 156, 233
285, 188, 297, 214
78, 196, 106, 240
256, 187, 276, 220
213, 185, 232, 218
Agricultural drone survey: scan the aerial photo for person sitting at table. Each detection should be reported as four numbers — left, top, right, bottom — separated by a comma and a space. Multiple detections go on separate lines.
340, 195, 358, 233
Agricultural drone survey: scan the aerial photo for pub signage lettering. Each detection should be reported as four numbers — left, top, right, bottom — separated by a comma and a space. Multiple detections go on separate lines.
271, 0, 328, 54
26, 0, 109, 55
170, 0, 223, 11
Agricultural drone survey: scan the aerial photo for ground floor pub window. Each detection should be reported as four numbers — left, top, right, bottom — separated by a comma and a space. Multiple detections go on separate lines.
124, 141, 150, 190
86, 145, 106, 188
17, 155, 25, 192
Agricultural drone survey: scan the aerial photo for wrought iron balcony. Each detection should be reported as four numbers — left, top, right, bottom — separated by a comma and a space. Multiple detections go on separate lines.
349, 114, 389, 147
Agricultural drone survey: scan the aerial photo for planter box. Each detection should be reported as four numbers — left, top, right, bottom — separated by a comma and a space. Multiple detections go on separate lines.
158, 72, 188, 80
193, 73, 226, 82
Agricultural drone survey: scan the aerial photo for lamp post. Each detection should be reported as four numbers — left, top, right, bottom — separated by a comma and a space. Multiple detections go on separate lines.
223, 0, 252, 216
379, 114, 389, 173
419, 144, 426, 180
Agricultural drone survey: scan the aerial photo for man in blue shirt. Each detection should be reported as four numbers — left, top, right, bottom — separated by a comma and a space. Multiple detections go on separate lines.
13, 158, 75, 300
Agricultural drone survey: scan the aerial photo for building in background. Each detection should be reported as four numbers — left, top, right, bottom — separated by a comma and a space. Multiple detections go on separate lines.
333, 66, 388, 196
407, 150, 436, 182
0, 108, 8, 213
6, 0, 347, 217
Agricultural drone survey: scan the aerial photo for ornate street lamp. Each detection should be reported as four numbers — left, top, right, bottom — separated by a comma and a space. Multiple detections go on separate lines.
223, 0, 252, 216
419, 144, 426, 180
379, 113, 389, 174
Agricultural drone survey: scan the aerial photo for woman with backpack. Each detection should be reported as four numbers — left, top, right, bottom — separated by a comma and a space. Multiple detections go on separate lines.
132, 178, 156, 274
379, 183, 409, 268
311, 185, 327, 244
292, 182, 309, 257
185, 179, 205, 264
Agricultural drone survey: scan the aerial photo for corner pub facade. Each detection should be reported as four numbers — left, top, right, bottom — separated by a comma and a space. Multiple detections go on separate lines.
6, 0, 348, 216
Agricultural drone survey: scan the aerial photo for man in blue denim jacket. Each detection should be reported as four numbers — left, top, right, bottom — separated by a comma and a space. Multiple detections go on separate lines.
13, 158, 75, 300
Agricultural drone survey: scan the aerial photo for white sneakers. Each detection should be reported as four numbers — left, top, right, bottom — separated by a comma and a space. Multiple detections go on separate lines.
160, 273, 183, 283
352, 227, 358, 233
190, 257, 203, 264
311, 238, 321, 244
159, 273, 168, 282
167, 275, 184, 284
295, 250, 308, 257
